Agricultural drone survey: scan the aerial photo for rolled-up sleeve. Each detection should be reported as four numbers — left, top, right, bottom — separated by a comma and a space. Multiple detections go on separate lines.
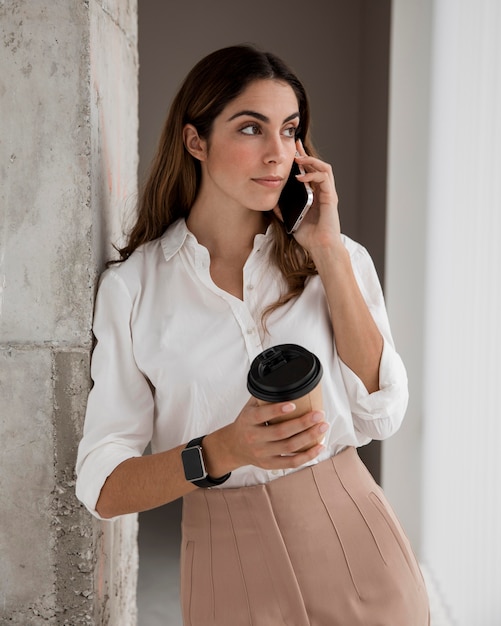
75, 270, 154, 519
339, 339, 408, 440
338, 241, 409, 440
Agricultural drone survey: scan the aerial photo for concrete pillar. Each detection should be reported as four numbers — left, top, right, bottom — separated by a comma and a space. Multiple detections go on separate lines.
1, 1, 138, 624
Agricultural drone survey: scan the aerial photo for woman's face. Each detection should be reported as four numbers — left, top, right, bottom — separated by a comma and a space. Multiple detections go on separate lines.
196, 79, 300, 215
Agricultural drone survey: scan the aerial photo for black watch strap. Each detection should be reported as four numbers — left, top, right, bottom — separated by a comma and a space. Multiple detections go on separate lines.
182, 436, 231, 488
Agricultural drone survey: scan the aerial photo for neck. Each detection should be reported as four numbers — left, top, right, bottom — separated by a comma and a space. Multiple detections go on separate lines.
187, 203, 269, 262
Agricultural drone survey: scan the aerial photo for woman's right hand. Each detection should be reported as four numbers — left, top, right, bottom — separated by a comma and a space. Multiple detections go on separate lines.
95, 399, 328, 518
202, 397, 328, 477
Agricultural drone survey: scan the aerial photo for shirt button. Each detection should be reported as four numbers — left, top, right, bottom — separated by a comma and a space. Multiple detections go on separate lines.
246, 284, 254, 290
247, 327, 255, 335
271, 470, 280, 476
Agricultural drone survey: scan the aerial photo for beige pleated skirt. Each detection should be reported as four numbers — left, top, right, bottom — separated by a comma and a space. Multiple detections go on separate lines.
180, 447, 429, 626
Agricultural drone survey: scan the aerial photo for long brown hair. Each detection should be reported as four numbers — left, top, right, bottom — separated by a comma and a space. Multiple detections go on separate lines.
116, 44, 318, 315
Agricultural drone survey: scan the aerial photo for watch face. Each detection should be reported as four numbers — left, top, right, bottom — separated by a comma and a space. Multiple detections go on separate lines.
182, 446, 206, 481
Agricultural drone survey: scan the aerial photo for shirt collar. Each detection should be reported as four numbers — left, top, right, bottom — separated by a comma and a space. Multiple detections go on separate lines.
160, 218, 274, 263
160, 219, 192, 262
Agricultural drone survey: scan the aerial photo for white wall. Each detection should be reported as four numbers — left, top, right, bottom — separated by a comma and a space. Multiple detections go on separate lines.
386, 1, 501, 623
384, 0, 433, 553
422, 0, 501, 623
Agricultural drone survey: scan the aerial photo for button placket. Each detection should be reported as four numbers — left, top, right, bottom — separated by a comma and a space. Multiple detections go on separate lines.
227, 300, 262, 360
243, 257, 262, 318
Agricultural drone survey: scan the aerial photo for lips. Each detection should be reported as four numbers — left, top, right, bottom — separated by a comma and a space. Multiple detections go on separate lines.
251, 176, 284, 188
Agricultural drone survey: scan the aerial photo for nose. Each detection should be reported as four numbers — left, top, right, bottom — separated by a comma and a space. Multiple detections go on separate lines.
263, 133, 286, 164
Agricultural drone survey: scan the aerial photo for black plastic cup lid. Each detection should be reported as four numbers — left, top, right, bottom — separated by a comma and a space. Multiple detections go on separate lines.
247, 344, 323, 402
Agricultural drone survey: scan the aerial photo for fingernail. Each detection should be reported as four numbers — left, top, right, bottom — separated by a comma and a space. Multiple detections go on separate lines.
311, 411, 325, 423
282, 403, 296, 413
319, 423, 329, 433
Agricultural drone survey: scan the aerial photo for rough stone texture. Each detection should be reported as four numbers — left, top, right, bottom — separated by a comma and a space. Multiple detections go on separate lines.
0, 348, 57, 622
1, 0, 94, 344
0, 0, 138, 623
93, 514, 139, 625
90, 0, 139, 268
89, 0, 139, 623
52, 350, 95, 624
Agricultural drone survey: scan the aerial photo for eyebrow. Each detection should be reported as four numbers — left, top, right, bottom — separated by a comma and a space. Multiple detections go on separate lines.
226, 110, 300, 124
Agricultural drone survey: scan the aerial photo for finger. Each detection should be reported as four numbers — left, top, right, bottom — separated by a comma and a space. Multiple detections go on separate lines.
295, 138, 308, 157
262, 416, 329, 456
264, 410, 326, 441
296, 164, 337, 193
295, 154, 334, 177
296, 170, 331, 185
263, 443, 325, 470
295, 160, 334, 181
267, 420, 329, 453
252, 401, 298, 426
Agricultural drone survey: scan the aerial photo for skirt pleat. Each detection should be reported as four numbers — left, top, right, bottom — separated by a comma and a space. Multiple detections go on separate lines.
181, 447, 430, 626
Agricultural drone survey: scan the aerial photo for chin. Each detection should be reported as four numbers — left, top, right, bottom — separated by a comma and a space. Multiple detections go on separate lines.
247, 205, 276, 215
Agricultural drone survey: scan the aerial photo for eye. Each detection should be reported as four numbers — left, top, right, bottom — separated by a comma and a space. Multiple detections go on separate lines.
283, 126, 298, 138
240, 123, 261, 135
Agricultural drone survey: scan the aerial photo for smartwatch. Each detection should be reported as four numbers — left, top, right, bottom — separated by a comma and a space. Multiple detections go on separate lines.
181, 436, 231, 488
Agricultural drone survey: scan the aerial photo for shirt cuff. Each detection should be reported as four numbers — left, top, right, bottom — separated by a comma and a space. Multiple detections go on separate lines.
75, 444, 142, 521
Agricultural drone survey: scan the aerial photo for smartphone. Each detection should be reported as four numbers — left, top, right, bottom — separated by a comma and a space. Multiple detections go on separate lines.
278, 160, 314, 234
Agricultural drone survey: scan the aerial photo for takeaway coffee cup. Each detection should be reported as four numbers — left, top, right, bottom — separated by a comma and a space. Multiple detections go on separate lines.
247, 344, 324, 448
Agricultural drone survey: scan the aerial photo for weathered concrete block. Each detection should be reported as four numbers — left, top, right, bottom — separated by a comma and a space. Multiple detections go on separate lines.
1, 1, 94, 345
1, 0, 139, 623
0, 347, 99, 624
93, 514, 139, 626
52, 350, 96, 625
0, 345, 138, 625
0, 347, 57, 622
95, 0, 138, 44
89, 0, 139, 270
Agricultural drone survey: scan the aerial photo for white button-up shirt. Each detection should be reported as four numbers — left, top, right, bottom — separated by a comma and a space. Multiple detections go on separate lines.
76, 219, 408, 518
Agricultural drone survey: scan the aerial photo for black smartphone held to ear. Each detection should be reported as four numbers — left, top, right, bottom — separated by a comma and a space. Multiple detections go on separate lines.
279, 160, 314, 234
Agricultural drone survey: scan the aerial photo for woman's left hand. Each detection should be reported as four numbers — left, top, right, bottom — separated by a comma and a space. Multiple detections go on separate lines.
273, 144, 384, 395
274, 140, 342, 253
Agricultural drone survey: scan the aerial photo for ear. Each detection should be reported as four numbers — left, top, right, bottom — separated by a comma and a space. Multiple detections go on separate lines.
183, 124, 207, 161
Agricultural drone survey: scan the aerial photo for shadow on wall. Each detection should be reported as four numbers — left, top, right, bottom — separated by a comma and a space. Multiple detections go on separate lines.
137, 501, 183, 625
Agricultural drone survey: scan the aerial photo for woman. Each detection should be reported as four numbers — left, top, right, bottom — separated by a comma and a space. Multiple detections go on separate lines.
76, 45, 429, 625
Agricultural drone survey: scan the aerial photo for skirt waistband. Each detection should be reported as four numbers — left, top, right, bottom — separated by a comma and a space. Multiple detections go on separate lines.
183, 446, 366, 515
